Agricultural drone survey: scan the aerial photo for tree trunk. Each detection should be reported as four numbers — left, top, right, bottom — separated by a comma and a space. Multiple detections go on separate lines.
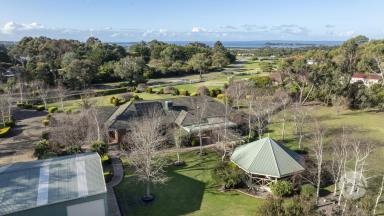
199, 70, 203, 81
199, 124, 203, 156
146, 181, 151, 198
373, 175, 384, 216
298, 134, 303, 149
281, 119, 285, 141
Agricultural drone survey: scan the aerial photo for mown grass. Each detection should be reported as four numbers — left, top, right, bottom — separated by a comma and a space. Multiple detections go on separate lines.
115, 150, 264, 216
268, 105, 384, 173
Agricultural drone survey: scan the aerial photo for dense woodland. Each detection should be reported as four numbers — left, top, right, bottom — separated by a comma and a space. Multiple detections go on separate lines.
0, 37, 235, 89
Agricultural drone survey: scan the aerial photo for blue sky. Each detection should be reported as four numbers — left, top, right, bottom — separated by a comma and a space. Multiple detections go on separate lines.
1, 0, 384, 41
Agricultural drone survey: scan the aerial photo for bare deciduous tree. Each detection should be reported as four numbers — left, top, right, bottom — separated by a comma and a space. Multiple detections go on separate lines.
292, 104, 308, 149
125, 109, 168, 201
330, 127, 350, 196
332, 95, 348, 116
191, 97, 208, 156
273, 89, 290, 141
373, 175, 384, 215
312, 120, 325, 203
56, 83, 68, 110
34, 81, 50, 109
227, 80, 247, 110
348, 139, 372, 196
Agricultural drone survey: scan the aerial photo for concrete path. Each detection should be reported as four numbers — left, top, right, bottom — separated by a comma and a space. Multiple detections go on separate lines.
107, 151, 124, 216
0, 109, 46, 164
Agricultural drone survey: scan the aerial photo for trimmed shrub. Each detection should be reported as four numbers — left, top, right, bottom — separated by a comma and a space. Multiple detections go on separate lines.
23, 103, 33, 109
0, 127, 11, 138
91, 141, 109, 156
158, 88, 164, 94
104, 171, 113, 182
133, 95, 142, 101
180, 90, 190, 96
196, 86, 210, 96
34, 139, 51, 159
101, 154, 111, 165
113, 98, 121, 106
270, 180, 294, 197
217, 94, 225, 100
173, 88, 180, 96
145, 87, 153, 94
42, 119, 49, 127
48, 106, 58, 113
211, 161, 245, 189
66, 145, 82, 155
41, 130, 50, 140
110, 96, 116, 104
191, 92, 198, 96
35, 105, 45, 111
300, 184, 316, 199
210, 88, 222, 97
4, 117, 15, 127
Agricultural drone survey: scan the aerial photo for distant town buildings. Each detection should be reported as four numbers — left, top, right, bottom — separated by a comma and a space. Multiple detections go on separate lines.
350, 73, 381, 86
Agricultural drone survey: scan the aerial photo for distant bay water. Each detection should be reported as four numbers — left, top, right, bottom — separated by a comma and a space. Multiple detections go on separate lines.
111, 40, 343, 48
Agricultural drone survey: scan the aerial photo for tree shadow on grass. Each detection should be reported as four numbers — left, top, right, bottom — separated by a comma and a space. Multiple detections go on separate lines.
116, 166, 205, 216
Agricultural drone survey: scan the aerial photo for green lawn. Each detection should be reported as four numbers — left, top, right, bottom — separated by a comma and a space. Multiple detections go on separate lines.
268, 105, 384, 172
115, 150, 264, 216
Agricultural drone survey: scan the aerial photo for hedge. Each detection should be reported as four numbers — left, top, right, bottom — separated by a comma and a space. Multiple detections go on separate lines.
0, 127, 11, 138
35, 105, 45, 111
95, 87, 128, 96
48, 106, 58, 113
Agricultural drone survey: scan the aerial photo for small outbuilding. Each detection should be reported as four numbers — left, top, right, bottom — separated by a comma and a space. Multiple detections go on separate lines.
0, 153, 108, 216
230, 137, 305, 186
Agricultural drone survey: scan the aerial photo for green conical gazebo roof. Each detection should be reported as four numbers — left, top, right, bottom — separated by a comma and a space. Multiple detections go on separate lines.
230, 137, 305, 178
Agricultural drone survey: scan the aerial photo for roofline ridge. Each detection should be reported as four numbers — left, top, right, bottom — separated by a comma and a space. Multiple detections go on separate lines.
268, 138, 281, 178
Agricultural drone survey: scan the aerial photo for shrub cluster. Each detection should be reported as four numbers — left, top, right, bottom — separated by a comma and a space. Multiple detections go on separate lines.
180, 90, 190, 96
270, 180, 294, 197
34, 105, 45, 111
210, 88, 222, 97
0, 127, 11, 138
48, 106, 58, 113
211, 161, 245, 189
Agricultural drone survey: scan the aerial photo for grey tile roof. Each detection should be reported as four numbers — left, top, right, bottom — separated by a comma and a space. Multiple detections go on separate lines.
0, 153, 106, 215
109, 96, 235, 132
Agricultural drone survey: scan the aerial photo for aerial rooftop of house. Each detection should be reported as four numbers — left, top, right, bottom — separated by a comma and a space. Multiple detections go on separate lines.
351, 73, 381, 80
0, 153, 106, 215
106, 96, 237, 133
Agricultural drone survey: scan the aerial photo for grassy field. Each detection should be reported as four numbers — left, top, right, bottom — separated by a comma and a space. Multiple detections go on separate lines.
268, 105, 384, 173
115, 150, 264, 216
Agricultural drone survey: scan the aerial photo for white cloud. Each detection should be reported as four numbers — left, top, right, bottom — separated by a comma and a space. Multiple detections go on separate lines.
1, 21, 44, 34
191, 27, 206, 33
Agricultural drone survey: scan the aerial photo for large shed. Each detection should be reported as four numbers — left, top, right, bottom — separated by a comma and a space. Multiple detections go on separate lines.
0, 153, 108, 216
230, 137, 305, 185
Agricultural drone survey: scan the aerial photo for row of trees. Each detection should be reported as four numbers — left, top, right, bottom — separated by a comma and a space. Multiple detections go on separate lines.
1, 37, 235, 90
279, 35, 384, 109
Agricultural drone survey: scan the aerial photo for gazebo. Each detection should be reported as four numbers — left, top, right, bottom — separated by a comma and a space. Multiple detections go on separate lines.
230, 137, 305, 186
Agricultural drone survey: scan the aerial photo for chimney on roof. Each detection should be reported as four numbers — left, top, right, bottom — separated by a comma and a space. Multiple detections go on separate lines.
164, 101, 173, 111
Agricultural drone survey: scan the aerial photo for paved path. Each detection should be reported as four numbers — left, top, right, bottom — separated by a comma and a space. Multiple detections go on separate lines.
107, 151, 124, 216
0, 108, 46, 164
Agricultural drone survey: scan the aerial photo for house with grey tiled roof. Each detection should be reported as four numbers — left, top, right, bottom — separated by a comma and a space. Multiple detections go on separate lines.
104, 96, 238, 144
